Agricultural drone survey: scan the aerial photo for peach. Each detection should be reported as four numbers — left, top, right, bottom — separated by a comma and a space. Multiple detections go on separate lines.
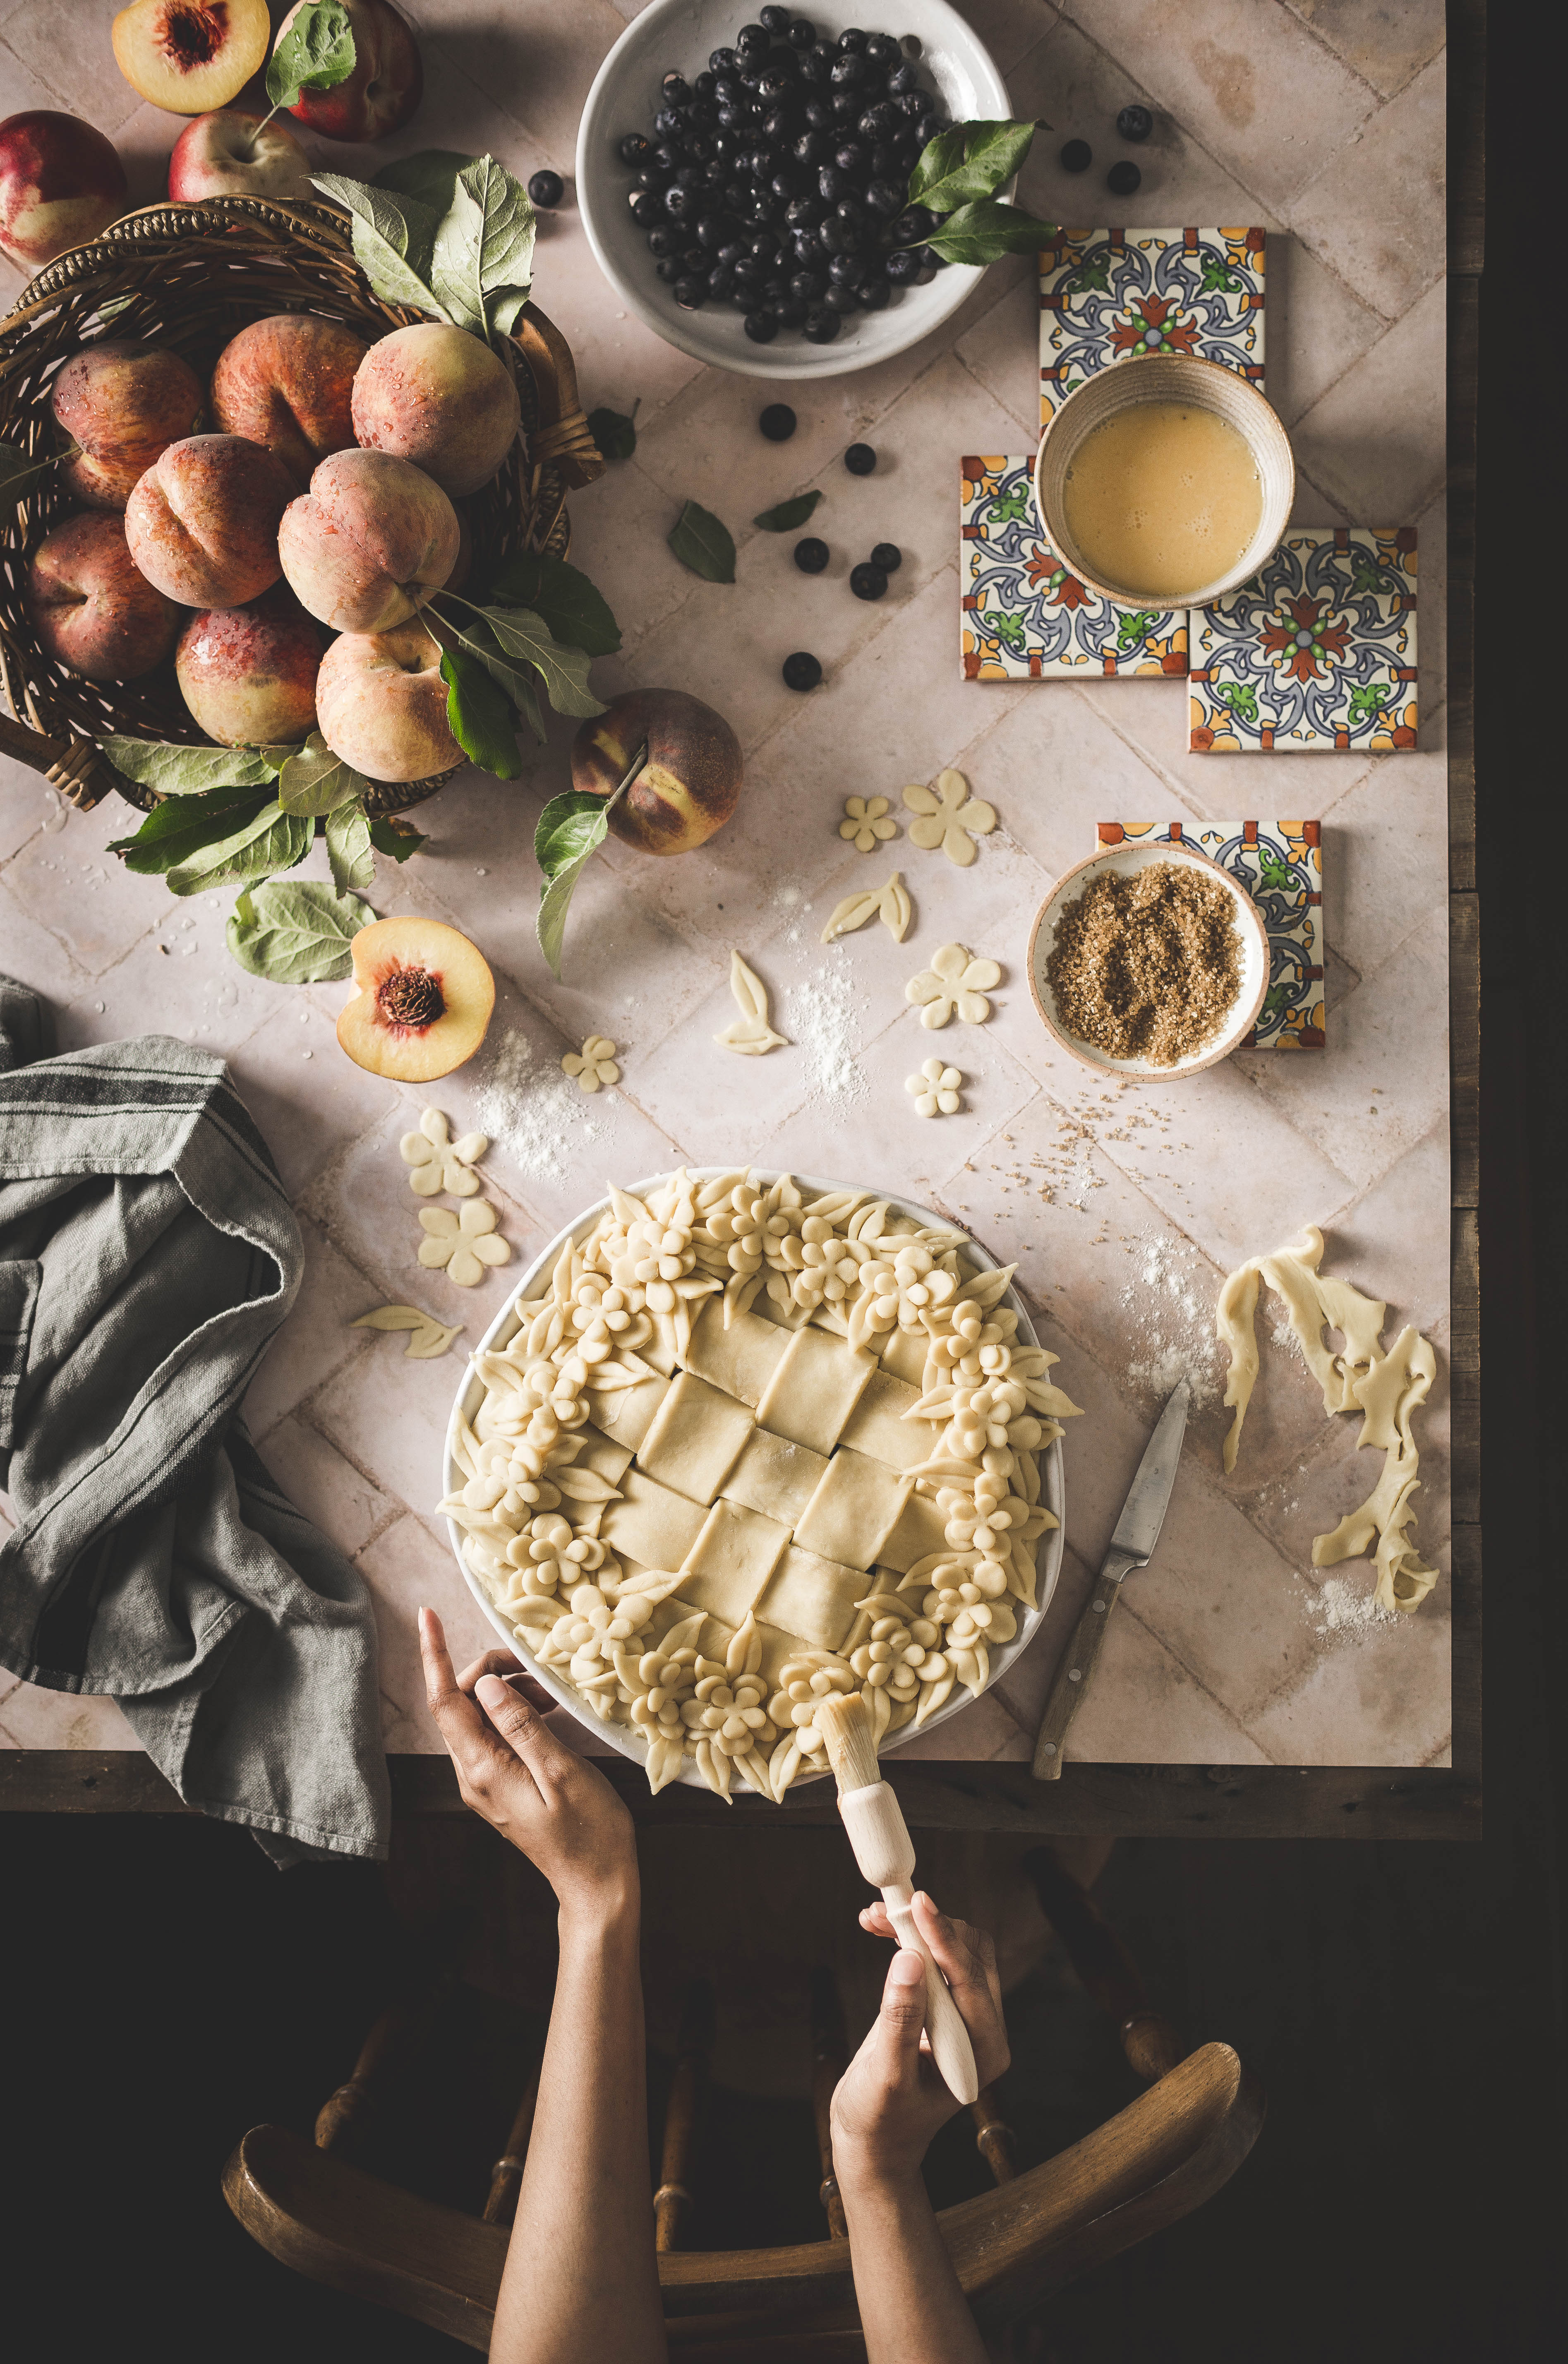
167, 108, 313, 204
280, 0, 422, 144
315, 619, 460, 782
277, 448, 459, 632
112, 0, 270, 115
0, 110, 127, 271
26, 512, 181, 682
50, 340, 205, 512
571, 689, 743, 857
175, 589, 324, 746
337, 916, 494, 1083
210, 314, 369, 488
124, 432, 295, 607
350, 323, 521, 499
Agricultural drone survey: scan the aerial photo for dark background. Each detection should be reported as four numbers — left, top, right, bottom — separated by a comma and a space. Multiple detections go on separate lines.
2, 12, 1561, 2359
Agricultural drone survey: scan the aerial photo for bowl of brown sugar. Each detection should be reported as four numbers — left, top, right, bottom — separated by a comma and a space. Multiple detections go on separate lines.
1027, 842, 1270, 1078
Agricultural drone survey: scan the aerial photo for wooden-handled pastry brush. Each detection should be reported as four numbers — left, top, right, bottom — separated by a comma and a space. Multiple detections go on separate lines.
816, 1693, 979, 2105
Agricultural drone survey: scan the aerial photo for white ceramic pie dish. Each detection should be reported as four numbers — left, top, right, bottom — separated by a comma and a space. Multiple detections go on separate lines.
574, 0, 1012, 381
444, 1170, 1065, 1791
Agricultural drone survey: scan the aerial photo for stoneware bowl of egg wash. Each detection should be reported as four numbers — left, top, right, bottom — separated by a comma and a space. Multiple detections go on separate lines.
576, 0, 1011, 380
1033, 353, 1295, 612
1027, 840, 1271, 1081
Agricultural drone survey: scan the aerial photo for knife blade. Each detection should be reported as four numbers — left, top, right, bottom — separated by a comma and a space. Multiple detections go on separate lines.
1032, 1380, 1189, 1781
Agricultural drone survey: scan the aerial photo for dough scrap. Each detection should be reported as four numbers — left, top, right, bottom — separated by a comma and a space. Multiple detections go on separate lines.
1217, 1233, 1439, 1614
714, 950, 789, 1055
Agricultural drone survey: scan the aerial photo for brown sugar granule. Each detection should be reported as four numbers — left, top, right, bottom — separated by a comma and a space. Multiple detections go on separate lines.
1046, 862, 1242, 1065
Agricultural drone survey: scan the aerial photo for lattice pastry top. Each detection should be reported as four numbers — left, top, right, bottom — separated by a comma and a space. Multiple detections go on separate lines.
441, 1170, 1083, 1801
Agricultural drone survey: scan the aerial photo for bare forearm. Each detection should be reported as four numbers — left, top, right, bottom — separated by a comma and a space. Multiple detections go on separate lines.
839, 2165, 989, 2364
492, 1894, 667, 2364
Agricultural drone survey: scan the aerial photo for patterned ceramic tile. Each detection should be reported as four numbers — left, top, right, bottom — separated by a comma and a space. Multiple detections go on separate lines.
1189, 528, 1418, 752
960, 456, 1189, 680
1096, 821, 1325, 1047
1038, 228, 1267, 427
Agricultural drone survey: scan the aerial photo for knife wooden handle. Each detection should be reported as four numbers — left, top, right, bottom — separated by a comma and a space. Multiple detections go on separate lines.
1032, 1553, 1134, 1781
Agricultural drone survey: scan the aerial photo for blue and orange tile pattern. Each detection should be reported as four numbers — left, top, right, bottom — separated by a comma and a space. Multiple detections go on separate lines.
1038, 228, 1266, 427
960, 456, 1188, 679
1189, 529, 1417, 753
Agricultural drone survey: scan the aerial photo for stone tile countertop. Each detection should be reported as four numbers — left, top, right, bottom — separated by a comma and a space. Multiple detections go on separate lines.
0, 0, 1451, 1776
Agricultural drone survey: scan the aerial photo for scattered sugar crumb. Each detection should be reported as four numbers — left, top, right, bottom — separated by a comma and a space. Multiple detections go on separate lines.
475, 1027, 613, 1180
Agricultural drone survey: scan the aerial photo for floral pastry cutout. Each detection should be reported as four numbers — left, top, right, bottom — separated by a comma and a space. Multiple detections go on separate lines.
902, 768, 996, 866
820, 871, 912, 946
350, 1303, 465, 1358
906, 942, 1002, 1027
562, 1034, 620, 1093
714, 949, 789, 1055
400, 1106, 488, 1197
840, 794, 897, 853
418, 1200, 512, 1287
907, 1056, 964, 1116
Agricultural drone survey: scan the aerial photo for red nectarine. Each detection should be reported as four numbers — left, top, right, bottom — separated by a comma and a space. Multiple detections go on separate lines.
27, 512, 181, 681
280, 0, 422, 143
175, 590, 324, 746
571, 690, 743, 857
0, 110, 127, 271
168, 108, 313, 204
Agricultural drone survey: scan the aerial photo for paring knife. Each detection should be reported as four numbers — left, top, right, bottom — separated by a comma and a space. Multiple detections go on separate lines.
1032, 1379, 1189, 1782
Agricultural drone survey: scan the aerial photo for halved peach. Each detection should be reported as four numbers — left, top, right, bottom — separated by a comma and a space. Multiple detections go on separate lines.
112, 0, 270, 115
337, 915, 494, 1082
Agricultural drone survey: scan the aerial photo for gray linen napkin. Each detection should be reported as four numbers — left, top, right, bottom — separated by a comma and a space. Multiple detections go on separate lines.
0, 976, 390, 1864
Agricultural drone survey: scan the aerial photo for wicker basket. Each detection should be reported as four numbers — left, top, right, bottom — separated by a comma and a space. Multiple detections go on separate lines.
0, 196, 603, 818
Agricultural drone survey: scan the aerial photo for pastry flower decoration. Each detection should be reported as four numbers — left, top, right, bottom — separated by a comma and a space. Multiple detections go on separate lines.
418, 1199, 512, 1286
840, 794, 898, 853
561, 1034, 621, 1093
902, 768, 996, 866
906, 1056, 964, 1117
906, 942, 1001, 1028
400, 1106, 489, 1196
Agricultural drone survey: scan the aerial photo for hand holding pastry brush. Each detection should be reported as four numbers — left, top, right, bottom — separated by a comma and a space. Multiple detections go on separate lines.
816, 1692, 979, 2105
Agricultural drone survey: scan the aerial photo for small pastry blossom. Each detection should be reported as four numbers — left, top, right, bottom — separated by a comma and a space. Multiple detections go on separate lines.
561, 1034, 620, 1093
907, 1055, 963, 1116
400, 1106, 488, 1196
902, 767, 996, 866
840, 793, 897, 853
906, 942, 1002, 1028
418, 1198, 512, 1286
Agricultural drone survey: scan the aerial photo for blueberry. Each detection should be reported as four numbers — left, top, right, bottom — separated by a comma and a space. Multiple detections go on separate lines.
891, 204, 934, 245
744, 310, 779, 341
825, 284, 858, 313
794, 129, 827, 166
655, 257, 683, 283
674, 276, 707, 308
803, 303, 842, 343
736, 24, 770, 62
629, 191, 660, 226
1107, 159, 1141, 196
885, 61, 920, 96
647, 224, 679, 256
838, 27, 869, 53
794, 536, 829, 573
770, 295, 808, 325
757, 67, 794, 103
819, 213, 860, 254
694, 71, 717, 101
828, 251, 867, 285
1060, 138, 1092, 173
790, 268, 827, 301
760, 403, 797, 441
1117, 104, 1154, 143
830, 88, 860, 120
850, 562, 888, 600
819, 162, 849, 201
865, 176, 904, 218
783, 650, 823, 690
858, 102, 899, 142
834, 139, 866, 174
803, 95, 833, 128
662, 71, 692, 102
857, 277, 890, 310
884, 246, 920, 283
866, 32, 900, 66
786, 16, 817, 49
618, 132, 651, 168
786, 193, 824, 228
709, 47, 738, 74
655, 108, 684, 141
844, 442, 876, 476
760, 3, 791, 27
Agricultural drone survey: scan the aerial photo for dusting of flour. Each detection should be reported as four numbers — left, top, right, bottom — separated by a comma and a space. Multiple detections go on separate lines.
1119, 1233, 1225, 1412
1303, 1574, 1400, 1637
475, 1027, 616, 1182
781, 953, 868, 1114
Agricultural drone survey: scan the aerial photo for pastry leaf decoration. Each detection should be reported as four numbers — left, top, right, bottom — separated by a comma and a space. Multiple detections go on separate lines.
351, 1304, 465, 1359
714, 950, 789, 1055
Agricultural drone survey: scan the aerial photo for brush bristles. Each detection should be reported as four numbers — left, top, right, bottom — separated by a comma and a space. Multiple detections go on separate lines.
817, 1692, 882, 1793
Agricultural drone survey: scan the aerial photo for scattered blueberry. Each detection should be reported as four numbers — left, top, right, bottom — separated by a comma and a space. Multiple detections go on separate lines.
794, 535, 830, 572
844, 442, 876, 475
1060, 138, 1092, 173
528, 169, 564, 209
870, 541, 901, 571
849, 560, 888, 600
1106, 159, 1141, 197
783, 650, 823, 689
760, 402, 798, 441
1116, 104, 1153, 143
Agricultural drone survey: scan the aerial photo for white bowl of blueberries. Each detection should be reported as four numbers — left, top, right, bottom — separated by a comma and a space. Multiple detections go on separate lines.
576, 0, 1012, 378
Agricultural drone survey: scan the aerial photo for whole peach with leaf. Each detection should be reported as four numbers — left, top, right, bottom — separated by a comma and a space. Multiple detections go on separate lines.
112, 0, 271, 114
337, 916, 494, 1082
167, 108, 313, 204
279, 0, 422, 142
315, 618, 461, 783
350, 323, 521, 499
0, 110, 127, 270
571, 689, 743, 857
